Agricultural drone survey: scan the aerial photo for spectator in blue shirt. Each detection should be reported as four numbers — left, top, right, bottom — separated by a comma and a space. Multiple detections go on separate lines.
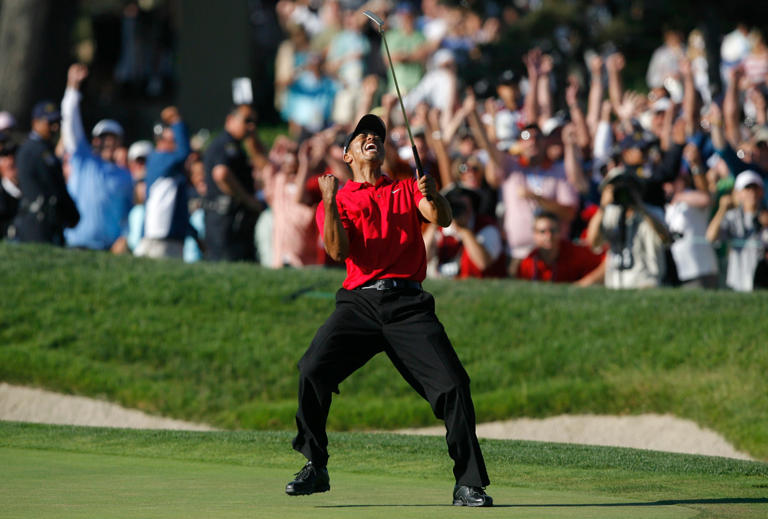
60, 63, 133, 253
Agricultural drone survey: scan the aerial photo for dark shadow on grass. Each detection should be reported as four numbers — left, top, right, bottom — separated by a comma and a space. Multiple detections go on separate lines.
318, 497, 768, 508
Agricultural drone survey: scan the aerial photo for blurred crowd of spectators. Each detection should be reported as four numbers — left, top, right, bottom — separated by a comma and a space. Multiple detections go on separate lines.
2, 1, 768, 292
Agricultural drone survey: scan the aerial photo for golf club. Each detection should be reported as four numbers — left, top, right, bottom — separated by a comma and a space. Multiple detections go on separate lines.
362, 9, 430, 198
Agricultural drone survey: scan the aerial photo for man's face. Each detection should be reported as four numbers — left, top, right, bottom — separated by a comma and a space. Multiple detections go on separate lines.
621, 147, 644, 167
95, 133, 121, 162
0, 154, 16, 182
496, 84, 519, 110
228, 106, 256, 140
344, 132, 384, 167
520, 128, 542, 160
128, 157, 147, 181
458, 160, 482, 189
737, 184, 764, 209
33, 118, 60, 140
533, 217, 560, 252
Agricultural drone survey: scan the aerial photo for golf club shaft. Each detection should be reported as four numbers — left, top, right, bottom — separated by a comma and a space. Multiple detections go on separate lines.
379, 28, 430, 199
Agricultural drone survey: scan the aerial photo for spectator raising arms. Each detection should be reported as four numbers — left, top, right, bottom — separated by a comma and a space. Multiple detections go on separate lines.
60, 64, 133, 253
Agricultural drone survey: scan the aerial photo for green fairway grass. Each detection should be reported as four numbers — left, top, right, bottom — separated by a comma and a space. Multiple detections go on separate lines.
1, 242, 767, 461
2, 422, 767, 519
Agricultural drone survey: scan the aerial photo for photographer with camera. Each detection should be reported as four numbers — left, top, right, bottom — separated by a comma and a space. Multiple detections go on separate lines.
586, 167, 672, 289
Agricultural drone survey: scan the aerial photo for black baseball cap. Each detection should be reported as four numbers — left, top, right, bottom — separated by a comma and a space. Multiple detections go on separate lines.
343, 114, 386, 154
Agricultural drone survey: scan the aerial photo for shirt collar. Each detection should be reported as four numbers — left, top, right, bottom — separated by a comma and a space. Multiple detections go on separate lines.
345, 174, 392, 191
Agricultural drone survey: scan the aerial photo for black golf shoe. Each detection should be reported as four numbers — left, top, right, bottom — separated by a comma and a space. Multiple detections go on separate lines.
452, 485, 493, 507
285, 461, 330, 496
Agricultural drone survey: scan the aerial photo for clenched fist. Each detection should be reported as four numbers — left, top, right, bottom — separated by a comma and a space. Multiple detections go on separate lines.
319, 174, 339, 203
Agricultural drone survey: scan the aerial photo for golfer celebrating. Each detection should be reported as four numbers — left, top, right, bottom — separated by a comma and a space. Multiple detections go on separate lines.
285, 114, 492, 507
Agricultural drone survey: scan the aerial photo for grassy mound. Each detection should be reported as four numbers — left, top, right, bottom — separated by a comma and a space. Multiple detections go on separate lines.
1, 243, 766, 459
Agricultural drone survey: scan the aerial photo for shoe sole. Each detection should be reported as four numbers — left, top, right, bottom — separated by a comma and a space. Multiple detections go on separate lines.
453, 498, 493, 507
286, 484, 330, 496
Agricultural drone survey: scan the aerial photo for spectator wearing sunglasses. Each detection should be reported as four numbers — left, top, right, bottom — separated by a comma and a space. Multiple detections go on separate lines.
517, 210, 605, 285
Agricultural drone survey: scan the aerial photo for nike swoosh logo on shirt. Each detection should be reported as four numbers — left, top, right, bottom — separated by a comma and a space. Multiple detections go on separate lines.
392, 188, 400, 194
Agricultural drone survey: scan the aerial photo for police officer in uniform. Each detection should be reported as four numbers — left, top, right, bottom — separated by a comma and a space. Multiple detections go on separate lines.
284, 115, 493, 507
202, 105, 262, 261
14, 101, 79, 245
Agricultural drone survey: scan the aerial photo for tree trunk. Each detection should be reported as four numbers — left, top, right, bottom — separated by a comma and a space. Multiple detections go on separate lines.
0, 0, 77, 130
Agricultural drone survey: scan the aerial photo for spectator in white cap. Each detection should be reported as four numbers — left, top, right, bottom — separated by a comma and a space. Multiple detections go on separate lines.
127, 140, 153, 183
60, 63, 133, 253
706, 170, 765, 291
125, 139, 153, 252
0, 111, 16, 133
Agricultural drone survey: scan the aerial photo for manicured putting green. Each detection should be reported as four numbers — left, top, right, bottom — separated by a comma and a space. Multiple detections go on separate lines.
2, 447, 697, 519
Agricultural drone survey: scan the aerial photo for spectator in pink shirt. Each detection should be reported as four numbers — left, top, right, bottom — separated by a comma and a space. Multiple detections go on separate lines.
476, 121, 579, 265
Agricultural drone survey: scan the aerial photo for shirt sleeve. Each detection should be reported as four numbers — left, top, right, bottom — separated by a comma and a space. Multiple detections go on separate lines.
60, 88, 89, 157
315, 197, 352, 235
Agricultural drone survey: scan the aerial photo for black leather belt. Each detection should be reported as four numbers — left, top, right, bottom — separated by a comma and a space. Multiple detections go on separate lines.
358, 279, 422, 291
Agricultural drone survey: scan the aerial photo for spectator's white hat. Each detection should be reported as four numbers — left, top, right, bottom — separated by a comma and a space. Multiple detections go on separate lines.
541, 115, 565, 136
0, 111, 16, 132
651, 97, 672, 113
734, 170, 764, 191
127, 140, 153, 162
92, 119, 124, 138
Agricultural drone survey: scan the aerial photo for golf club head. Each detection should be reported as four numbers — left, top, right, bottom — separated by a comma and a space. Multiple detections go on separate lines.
362, 10, 385, 31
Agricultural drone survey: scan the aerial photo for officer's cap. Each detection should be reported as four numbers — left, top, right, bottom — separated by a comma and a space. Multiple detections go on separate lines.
31, 101, 61, 122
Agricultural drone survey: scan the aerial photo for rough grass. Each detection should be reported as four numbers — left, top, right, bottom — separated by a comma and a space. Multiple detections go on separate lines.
1, 243, 767, 460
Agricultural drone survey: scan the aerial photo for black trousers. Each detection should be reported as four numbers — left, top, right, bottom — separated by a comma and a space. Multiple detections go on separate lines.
292, 286, 490, 487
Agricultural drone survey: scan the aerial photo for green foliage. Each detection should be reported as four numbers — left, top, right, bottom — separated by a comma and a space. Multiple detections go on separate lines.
1, 243, 767, 461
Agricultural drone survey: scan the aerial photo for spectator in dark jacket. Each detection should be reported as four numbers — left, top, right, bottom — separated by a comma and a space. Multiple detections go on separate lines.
13, 101, 79, 245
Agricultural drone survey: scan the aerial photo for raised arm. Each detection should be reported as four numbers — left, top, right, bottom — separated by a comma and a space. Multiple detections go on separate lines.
723, 66, 744, 147
706, 193, 734, 243
680, 58, 698, 137
566, 78, 591, 151
562, 123, 589, 194
605, 53, 626, 118
586, 55, 604, 137
537, 53, 554, 128
60, 63, 89, 156
161, 106, 191, 165
466, 95, 504, 189
425, 107, 454, 189
380, 93, 404, 175
522, 48, 541, 125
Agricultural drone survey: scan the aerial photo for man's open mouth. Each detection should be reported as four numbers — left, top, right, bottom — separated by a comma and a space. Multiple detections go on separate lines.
364, 142, 378, 152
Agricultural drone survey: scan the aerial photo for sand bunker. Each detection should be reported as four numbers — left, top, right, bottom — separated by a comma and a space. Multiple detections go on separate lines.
0, 382, 752, 460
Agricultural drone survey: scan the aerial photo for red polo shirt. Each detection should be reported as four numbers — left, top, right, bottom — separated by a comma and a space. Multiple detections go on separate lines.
316, 175, 426, 289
